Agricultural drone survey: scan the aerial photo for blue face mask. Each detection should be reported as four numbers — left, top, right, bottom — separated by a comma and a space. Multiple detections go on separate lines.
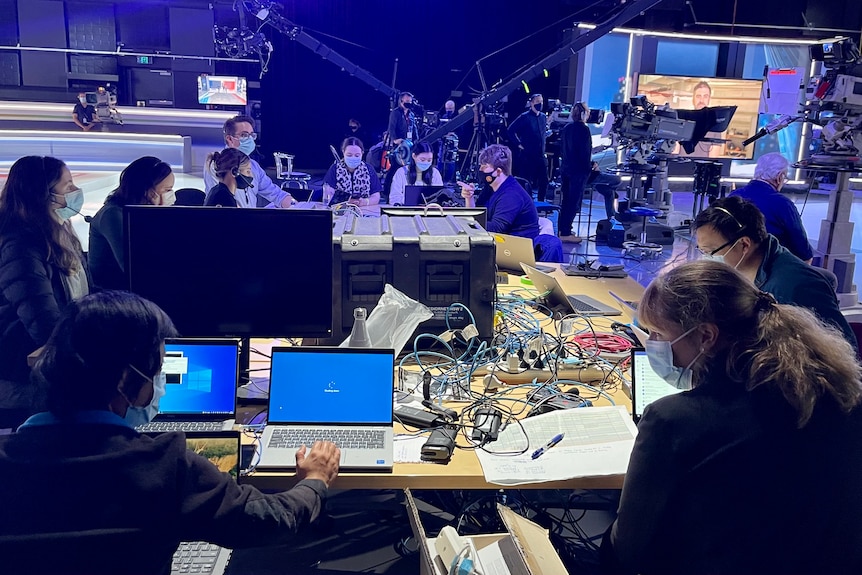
237, 137, 256, 156
416, 161, 432, 172
644, 326, 702, 391
344, 157, 363, 170
53, 188, 84, 222
124, 366, 166, 427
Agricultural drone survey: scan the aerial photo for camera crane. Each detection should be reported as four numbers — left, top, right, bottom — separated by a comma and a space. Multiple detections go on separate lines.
417, 0, 664, 181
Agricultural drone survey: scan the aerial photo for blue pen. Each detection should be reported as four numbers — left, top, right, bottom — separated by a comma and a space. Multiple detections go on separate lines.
531, 433, 564, 460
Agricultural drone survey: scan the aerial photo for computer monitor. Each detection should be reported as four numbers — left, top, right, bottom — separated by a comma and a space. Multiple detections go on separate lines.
197, 75, 247, 106
125, 206, 333, 338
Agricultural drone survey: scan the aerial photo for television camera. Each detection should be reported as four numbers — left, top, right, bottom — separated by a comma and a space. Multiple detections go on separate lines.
610, 96, 696, 167
547, 99, 605, 133
803, 37, 862, 165
84, 84, 123, 125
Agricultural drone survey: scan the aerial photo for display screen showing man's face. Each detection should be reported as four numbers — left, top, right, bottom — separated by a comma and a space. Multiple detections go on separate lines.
693, 87, 711, 110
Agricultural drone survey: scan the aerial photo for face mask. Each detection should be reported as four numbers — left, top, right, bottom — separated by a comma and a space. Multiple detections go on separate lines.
701, 238, 742, 268
237, 137, 256, 156
483, 170, 498, 184
349, 125, 358, 132
644, 326, 701, 390
53, 188, 84, 222
124, 367, 166, 427
235, 173, 254, 190
416, 161, 432, 172
344, 157, 363, 170
78, 97, 87, 104
532, 104, 542, 112
160, 190, 176, 206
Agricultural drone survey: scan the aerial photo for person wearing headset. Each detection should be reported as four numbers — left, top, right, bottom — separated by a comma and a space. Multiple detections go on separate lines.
89, 156, 175, 292
388, 141, 444, 206
0, 155, 89, 429
507, 94, 550, 201
203, 115, 294, 208
204, 148, 253, 208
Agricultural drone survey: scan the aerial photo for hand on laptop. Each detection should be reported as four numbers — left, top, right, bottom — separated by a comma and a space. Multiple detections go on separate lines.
295, 441, 340, 486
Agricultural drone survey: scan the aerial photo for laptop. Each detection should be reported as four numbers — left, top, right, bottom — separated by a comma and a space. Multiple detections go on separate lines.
630, 348, 684, 423
520, 263, 622, 317
173, 432, 241, 575
137, 338, 239, 433
493, 233, 554, 274
258, 347, 395, 471
404, 184, 446, 206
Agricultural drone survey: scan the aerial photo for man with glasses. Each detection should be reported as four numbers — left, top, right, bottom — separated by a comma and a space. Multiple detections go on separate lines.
730, 152, 813, 262
203, 115, 294, 208
692, 196, 856, 350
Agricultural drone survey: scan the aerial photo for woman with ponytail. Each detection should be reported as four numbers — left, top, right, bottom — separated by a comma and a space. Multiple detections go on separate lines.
602, 260, 862, 575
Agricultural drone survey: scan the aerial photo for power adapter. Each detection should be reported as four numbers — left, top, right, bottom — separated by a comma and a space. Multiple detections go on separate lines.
471, 408, 502, 443
421, 425, 457, 461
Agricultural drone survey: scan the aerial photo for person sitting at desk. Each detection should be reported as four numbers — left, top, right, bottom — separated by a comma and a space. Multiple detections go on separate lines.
458, 144, 539, 240
692, 196, 856, 350
729, 152, 812, 262
323, 137, 382, 208
0, 291, 341, 573
388, 141, 443, 205
89, 157, 175, 291
601, 260, 862, 575
205, 148, 253, 208
0, 156, 89, 430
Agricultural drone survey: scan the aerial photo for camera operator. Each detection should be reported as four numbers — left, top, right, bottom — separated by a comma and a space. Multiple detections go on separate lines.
507, 94, 550, 201
383, 92, 417, 201
558, 103, 592, 242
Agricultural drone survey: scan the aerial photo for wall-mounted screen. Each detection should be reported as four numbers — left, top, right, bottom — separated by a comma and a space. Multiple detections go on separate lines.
636, 74, 763, 159
197, 75, 247, 105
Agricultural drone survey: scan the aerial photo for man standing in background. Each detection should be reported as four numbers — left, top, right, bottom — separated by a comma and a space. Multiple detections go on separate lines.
558, 103, 592, 242
508, 94, 550, 201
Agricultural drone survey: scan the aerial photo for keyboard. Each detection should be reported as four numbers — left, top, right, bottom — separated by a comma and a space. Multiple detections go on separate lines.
137, 421, 227, 433
561, 265, 628, 278
267, 428, 386, 449
172, 541, 230, 575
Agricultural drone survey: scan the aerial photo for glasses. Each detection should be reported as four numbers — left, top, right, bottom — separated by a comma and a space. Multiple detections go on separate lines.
698, 237, 738, 257
232, 132, 257, 141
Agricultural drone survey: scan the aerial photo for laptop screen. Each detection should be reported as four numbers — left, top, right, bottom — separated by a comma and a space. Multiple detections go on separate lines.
185, 433, 240, 480
268, 347, 394, 425
159, 339, 239, 416
631, 348, 684, 421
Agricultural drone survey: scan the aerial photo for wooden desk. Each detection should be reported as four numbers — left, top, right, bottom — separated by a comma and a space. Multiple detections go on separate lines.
242, 266, 644, 491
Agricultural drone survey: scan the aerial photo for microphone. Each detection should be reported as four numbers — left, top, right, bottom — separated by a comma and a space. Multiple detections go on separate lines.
742, 115, 800, 147
66, 205, 93, 223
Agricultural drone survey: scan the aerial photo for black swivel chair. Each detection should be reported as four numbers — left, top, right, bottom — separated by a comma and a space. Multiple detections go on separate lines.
173, 188, 206, 206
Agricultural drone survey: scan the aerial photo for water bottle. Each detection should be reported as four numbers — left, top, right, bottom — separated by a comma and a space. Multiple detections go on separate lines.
346, 307, 372, 348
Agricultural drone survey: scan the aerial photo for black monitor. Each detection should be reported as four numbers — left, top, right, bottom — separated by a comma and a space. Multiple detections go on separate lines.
125, 206, 334, 338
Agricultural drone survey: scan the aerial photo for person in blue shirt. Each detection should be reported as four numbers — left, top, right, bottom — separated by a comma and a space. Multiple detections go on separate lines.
203, 115, 294, 209
458, 144, 539, 239
730, 152, 813, 262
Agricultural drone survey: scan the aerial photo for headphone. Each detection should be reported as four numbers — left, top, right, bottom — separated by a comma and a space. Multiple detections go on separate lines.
231, 167, 240, 177
574, 102, 587, 119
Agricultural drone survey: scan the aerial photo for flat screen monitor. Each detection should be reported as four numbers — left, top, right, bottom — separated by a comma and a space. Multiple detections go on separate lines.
636, 74, 763, 159
197, 75, 247, 105
125, 207, 333, 338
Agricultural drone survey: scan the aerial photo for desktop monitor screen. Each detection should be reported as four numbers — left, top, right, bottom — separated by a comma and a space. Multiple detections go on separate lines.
125, 206, 333, 338
636, 74, 763, 159
197, 75, 247, 105
160, 339, 240, 416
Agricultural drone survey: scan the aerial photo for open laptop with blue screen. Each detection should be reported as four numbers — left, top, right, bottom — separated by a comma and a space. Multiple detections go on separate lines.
630, 348, 684, 423
137, 338, 239, 433
258, 347, 395, 471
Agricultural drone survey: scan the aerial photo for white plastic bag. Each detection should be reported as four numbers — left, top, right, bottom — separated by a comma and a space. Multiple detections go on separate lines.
340, 284, 433, 355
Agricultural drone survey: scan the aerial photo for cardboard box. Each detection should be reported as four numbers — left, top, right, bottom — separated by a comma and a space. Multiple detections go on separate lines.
405, 488, 568, 575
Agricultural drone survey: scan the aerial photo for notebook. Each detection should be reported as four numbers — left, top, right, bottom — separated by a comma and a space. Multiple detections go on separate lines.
404, 184, 446, 206
137, 338, 239, 433
258, 347, 395, 471
630, 348, 684, 423
173, 432, 241, 575
493, 233, 554, 274
520, 263, 622, 317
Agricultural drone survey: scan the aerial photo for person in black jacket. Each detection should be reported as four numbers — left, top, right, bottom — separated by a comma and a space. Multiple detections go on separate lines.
89, 156, 175, 291
0, 291, 341, 574
205, 148, 254, 207
507, 94, 550, 201
0, 155, 89, 429
558, 103, 592, 241
601, 260, 862, 575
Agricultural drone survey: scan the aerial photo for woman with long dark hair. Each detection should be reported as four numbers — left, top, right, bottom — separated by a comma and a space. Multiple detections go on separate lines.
88, 156, 174, 291
388, 141, 444, 206
322, 137, 383, 207
0, 155, 89, 428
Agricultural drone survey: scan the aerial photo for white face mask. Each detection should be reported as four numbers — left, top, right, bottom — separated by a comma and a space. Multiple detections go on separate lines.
160, 190, 176, 206
124, 366, 166, 427
644, 326, 702, 390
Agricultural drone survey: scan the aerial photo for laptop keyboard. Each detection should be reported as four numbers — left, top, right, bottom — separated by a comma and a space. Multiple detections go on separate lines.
268, 428, 386, 449
137, 421, 226, 433
172, 541, 227, 574
566, 295, 602, 312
